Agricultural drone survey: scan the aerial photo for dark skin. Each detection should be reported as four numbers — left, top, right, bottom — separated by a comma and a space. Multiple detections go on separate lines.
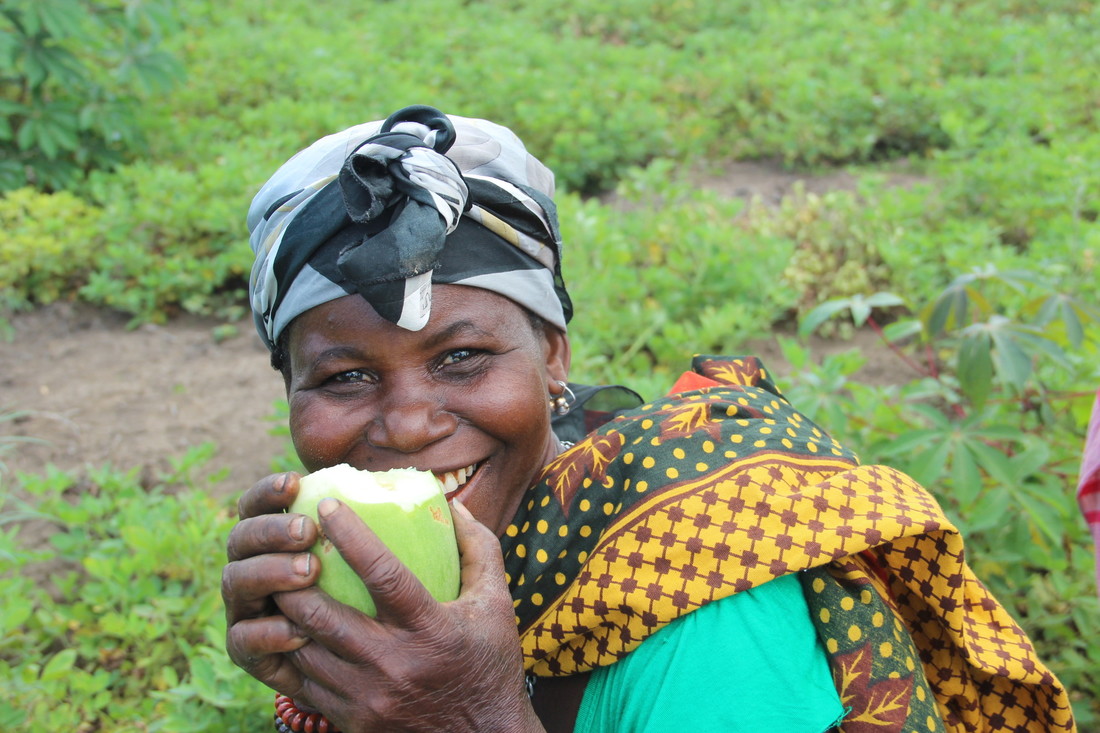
222, 287, 580, 732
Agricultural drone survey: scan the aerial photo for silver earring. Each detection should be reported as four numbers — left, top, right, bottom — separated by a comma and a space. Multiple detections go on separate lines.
550, 380, 575, 416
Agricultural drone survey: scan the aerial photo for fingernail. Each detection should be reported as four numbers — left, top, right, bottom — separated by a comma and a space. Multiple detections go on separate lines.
293, 553, 312, 576
288, 624, 311, 647
451, 499, 473, 521
289, 515, 307, 541
318, 497, 338, 517
273, 473, 290, 494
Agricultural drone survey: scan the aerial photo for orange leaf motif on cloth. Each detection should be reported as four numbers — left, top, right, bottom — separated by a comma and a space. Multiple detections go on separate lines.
698, 357, 765, 387
834, 644, 915, 731
660, 401, 720, 441
545, 432, 625, 514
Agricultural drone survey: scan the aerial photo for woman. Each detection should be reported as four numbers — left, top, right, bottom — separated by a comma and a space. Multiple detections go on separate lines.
223, 105, 1075, 732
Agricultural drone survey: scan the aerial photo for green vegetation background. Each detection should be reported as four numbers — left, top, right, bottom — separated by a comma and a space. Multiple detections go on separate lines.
2, 0, 1098, 729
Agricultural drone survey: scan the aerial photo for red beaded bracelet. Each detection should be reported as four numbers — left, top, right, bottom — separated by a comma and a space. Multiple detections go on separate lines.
274, 693, 341, 733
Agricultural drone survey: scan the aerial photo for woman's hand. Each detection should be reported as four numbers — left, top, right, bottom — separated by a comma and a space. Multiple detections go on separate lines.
223, 473, 321, 689
271, 498, 543, 733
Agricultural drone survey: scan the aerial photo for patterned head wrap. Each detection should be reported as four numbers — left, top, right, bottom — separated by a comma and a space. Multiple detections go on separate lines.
248, 105, 572, 350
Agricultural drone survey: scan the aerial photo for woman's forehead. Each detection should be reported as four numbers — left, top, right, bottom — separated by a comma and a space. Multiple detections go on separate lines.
293, 286, 533, 347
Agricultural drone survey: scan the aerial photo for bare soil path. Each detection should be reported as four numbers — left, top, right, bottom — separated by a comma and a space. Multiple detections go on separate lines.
0, 303, 287, 498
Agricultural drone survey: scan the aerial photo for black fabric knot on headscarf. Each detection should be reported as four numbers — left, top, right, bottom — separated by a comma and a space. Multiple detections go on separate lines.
335, 105, 469, 324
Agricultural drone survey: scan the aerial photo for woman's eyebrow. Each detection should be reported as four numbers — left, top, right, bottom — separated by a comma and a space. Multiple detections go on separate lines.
310, 345, 365, 366
423, 320, 495, 347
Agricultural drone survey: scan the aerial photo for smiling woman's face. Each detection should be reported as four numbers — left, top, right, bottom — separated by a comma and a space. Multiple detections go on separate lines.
284, 285, 570, 537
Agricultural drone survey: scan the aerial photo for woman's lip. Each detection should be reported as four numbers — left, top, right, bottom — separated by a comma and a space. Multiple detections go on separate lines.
446, 481, 474, 504
446, 473, 478, 503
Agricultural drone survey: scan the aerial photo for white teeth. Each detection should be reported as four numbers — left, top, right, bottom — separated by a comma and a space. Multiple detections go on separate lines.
437, 463, 478, 494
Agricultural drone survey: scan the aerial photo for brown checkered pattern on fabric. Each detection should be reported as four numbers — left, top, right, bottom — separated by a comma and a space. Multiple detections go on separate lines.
519, 456, 946, 673
502, 356, 1075, 731
875, 535, 1073, 731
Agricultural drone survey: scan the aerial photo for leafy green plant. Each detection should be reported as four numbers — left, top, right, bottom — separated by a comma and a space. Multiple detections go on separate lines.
791, 265, 1099, 724
747, 184, 900, 333
560, 160, 789, 399
0, 0, 185, 192
0, 187, 105, 307
803, 264, 1099, 407
1, 445, 269, 731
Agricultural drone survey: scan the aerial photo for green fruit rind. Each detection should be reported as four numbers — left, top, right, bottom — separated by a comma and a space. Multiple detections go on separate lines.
290, 464, 460, 617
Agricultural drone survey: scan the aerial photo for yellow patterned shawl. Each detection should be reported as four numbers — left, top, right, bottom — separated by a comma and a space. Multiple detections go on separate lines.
501, 355, 1074, 732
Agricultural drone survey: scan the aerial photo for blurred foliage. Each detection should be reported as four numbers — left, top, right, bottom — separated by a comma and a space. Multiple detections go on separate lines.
0, 187, 104, 307
3, 0, 1097, 323
3, 0, 1100, 727
748, 183, 899, 333
0, 0, 184, 191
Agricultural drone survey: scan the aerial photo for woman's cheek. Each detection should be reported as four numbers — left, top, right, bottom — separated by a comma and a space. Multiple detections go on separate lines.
289, 398, 346, 471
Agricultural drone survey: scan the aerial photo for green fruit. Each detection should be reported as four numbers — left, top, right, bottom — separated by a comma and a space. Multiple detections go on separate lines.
290, 464, 460, 616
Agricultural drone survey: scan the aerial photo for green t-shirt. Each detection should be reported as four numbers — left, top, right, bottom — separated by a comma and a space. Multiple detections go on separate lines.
574, 573, 846, 732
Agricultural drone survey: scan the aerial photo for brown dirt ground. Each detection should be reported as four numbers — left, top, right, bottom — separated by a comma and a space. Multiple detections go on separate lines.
0, 162, 913, 502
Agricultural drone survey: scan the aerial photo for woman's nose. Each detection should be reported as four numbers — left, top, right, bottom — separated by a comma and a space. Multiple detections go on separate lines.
366, 388, 457, 453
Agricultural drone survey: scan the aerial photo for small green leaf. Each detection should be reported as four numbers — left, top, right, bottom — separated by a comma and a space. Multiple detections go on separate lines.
40, 648, 77, 681
926, 282, 969, 335
957, 331, 993, 409
849, 295, 872, 327
34, 0, 90, 40
15, 116, 38, 151
799, 298, 854, 337
882, 318, 922, 343
948, 443, 983, 506
909, 440, 951, 487
1013, 490, 1064, 549
864, 292, 906, 308
881, 428, 940, 455
966, 439, 1016, 489
988, 329, 1033, 389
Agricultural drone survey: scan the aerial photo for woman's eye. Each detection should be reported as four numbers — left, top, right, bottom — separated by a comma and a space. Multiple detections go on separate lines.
440, 349, 476, 366
332, 369, 374, 383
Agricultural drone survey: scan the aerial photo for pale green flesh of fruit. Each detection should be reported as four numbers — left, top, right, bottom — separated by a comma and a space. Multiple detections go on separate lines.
290, 464, 461, 617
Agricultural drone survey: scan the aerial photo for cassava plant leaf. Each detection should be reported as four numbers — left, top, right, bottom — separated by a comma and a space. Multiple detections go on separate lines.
949, 443, 984, 506
1032, 292, 1100, 348
799, 298, 855, 337
957, 330, 993, 409
882, 318, 922, 343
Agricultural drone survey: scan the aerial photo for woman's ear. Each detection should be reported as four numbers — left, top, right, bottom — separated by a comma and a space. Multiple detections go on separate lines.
542, 325, 571, 387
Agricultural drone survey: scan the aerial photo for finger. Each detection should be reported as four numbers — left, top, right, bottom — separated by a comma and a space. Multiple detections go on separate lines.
240, 590, 379, 717
283, 624, 377, 698
226, 615, 311, 695
227, 614, 311, 661
316, 498, 437, 624
450, 499, 508, 594
223, 552, 319, 625
275, 585, 384, 667
227, 512, 317, 561
237, 472, 301, 520
275, 649, 380, 733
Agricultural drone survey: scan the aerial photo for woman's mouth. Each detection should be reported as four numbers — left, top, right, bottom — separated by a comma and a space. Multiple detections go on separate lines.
436, 462, 479, 499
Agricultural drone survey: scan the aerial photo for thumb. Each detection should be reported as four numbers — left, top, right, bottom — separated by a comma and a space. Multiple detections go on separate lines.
450, 499, 508, 594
